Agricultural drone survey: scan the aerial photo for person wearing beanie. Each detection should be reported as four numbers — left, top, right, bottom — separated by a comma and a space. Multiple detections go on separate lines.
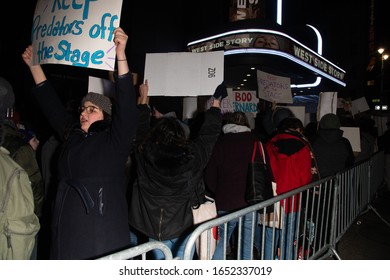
81, 92, 112, 116
22, 27, 139, 260
311, 113, 354, 178
319, 113, 341, 129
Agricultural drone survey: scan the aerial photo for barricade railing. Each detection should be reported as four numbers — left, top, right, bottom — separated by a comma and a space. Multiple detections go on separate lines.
182, 177, 336, 260
96, 241, 173, 260
98, 151, 386, 260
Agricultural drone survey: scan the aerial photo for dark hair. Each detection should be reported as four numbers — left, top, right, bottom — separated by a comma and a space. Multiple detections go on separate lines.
278, 117, 304, 131
272, 107, 295, 128
226, 111, 250, 128
144, 117, 187, 148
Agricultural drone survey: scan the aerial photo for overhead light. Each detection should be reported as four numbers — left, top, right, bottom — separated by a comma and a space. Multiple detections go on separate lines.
382, 105, 388, 110
374, 105, 380, 110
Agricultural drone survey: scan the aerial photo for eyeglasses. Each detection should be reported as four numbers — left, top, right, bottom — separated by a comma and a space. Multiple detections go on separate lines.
78, 106, 102, 114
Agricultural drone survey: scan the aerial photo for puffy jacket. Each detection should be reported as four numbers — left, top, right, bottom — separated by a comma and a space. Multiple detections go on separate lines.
129, 105, 222, 241
310, 128, 354, 178
266, 130, 313, 213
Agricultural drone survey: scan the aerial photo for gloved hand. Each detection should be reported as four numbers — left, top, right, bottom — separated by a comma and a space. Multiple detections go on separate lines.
213, 81, 228, 100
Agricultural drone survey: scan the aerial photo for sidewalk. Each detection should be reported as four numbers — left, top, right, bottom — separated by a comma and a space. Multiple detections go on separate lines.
334, 190, 390, 260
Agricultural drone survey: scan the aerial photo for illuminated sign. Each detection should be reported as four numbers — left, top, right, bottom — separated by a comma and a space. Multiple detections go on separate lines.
229, 0, 265, 22
187, 29, 346, 86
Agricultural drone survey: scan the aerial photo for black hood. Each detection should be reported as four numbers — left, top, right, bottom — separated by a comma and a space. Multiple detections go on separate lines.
317, 128, 344, 144
143, 142, 194, 177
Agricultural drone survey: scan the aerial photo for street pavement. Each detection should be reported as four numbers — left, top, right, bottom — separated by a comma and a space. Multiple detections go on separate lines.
334, 188, 390, 260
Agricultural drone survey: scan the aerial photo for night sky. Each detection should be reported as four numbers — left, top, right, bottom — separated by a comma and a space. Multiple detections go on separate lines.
1, 0, 388, 139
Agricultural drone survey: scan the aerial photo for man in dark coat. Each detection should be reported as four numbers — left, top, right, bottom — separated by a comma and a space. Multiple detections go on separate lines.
311, 113, 354, 178
129, 80, 224, 260
22, 28, 139, 259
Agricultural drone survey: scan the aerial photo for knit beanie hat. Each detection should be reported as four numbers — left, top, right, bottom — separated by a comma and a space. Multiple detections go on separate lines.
319, 113, 341, 129
81, 92, 112, 116
0, 77, 15, 124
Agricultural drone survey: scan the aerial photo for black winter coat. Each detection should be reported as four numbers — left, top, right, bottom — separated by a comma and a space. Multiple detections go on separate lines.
310, 128, 354, 178
128, 105, 222, 241
33, 72, 139, 259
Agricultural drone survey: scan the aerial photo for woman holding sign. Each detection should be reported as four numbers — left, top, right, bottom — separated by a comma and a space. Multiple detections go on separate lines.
21, 27, 139, 259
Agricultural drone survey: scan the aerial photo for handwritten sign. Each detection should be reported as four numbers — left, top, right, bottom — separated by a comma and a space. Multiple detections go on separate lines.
257, 70, 293, 104
32, 0, 123, 71
202, 89, 258, 117
144, 51, 224, 96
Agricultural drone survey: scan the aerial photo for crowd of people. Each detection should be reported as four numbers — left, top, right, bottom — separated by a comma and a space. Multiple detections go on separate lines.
1, 25, 388, 261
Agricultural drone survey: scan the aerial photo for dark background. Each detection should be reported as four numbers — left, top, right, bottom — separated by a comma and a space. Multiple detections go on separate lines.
0, 0, 388, 140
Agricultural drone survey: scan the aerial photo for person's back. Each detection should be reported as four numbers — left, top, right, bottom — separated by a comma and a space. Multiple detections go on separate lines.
129, 80, 224, 260
204, 111, 259, 260
311, 113, 354, 178
265, 117, 316, 260
0, 146, 40, 259
1, 120, 44, 219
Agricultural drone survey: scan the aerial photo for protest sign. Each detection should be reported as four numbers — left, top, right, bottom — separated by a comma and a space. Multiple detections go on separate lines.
32, 0, 123, 71
257, 70, 293, 104
317, 92, 338, 121
144, 51, 224, 96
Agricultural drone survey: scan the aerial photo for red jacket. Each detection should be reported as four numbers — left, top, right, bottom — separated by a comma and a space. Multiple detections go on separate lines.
266, 131, 313, 213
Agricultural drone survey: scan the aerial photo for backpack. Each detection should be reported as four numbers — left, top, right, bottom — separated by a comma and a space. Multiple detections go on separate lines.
0, 146, 40, 259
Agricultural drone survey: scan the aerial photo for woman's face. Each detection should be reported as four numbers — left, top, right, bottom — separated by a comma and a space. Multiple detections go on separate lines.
79, 101, 104, 132
253, 34, 279, 49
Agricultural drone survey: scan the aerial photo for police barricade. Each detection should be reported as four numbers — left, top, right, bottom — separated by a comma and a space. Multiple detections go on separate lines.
98, 151, 385, 260
96, 241, 173, 260
333, 158, 370, 249
183, 177, 337, 260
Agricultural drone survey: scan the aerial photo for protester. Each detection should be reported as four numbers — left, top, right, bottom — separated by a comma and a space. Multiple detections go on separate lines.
21, 27, 139, 259
204, 111, 266, 260
311, 113, 354, 178
265, 117, 318, 259
0, 78, 44, 259
128, 79, 225, 260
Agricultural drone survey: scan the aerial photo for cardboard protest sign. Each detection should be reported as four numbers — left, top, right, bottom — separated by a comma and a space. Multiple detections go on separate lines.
257, 70, 293, 104
199, 88, 258, 117
88, 76, 115, 97
340, 126, 361, 152
317, 92, 338, 121
144, 51, 224, 96
32, 0, 123, 71
351, 97, 370, 116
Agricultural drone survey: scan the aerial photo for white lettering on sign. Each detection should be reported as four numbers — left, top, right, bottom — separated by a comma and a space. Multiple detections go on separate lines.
293, 45, 345, 81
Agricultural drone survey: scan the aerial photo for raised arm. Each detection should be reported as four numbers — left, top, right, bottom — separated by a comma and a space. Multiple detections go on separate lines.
21, 45, 47, 85
113, 27, 129, 76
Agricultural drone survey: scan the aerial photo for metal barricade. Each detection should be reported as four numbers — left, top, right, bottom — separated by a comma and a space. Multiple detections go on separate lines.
183, 177, 336, 260
97, 151, 386, 260
96, 241, 173, 260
